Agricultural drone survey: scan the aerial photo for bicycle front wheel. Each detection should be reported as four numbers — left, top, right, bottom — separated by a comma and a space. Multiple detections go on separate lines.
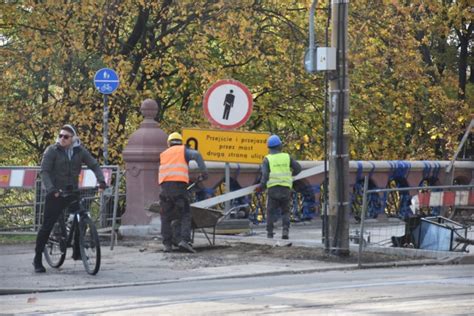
79, 217, 101, 275
43, 218, 67, 268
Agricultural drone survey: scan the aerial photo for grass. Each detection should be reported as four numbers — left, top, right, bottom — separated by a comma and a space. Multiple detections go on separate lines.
0, 234, 36, 244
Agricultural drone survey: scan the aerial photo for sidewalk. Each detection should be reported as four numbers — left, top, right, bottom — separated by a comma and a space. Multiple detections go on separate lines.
1, 221, 472, 294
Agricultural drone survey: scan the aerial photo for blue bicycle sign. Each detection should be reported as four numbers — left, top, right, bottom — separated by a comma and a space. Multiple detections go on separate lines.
94, 68, 119, 94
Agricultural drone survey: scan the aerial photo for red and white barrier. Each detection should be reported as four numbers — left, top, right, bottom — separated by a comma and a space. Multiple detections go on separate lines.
0, 168, 112, 189
0, 169, 37, 188
416, 190, 474, 208
79, 169, 112, 188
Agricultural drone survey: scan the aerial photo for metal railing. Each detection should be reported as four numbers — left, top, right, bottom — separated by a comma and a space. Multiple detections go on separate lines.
0, 166, 124, 240
357, 177, 474, 267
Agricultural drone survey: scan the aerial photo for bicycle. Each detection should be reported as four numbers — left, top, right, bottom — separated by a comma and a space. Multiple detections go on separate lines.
43, 191, 101, 275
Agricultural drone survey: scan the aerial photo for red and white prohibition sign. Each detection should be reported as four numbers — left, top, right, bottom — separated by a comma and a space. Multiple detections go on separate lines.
203, 79, 253, 130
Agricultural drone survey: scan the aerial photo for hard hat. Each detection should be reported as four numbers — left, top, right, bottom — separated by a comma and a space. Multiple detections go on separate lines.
267, 135, 282, 148
167, 132, 183, 144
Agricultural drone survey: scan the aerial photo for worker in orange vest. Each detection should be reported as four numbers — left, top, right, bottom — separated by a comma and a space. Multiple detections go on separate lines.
159, 132, 208, 253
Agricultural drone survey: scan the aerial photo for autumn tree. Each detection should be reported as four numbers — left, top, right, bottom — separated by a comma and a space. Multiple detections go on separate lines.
0, 0, 471, 166
349, 0, 471, 160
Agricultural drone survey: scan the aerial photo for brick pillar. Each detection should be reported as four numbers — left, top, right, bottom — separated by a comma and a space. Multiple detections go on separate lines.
122, 99, 167, 226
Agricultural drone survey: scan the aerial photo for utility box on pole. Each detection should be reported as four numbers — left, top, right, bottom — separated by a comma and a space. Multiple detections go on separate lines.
305, 0, 337, 74
328, 0, 350, 256
317, 47, 336, 71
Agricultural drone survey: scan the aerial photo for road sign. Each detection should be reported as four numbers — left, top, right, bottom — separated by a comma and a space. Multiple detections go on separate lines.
203, 79, 253, 130
182, 129, 268, 164
94, 68, 119, 94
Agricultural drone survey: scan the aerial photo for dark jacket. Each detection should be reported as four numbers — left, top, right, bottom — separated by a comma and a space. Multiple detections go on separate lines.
40, 143, 105, 194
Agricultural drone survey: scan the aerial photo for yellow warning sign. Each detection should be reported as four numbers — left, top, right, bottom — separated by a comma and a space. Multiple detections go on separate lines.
182, 129, 269, 164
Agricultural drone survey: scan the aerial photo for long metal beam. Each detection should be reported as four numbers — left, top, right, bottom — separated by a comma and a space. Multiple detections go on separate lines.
190, 165, 325, 209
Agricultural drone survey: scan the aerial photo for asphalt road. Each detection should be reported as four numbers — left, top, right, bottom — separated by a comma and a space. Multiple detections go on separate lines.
2, 264, 473, 315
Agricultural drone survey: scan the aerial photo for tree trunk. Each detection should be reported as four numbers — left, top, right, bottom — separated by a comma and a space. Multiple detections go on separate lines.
456, 22, 473, 100
470, 48, 474, 84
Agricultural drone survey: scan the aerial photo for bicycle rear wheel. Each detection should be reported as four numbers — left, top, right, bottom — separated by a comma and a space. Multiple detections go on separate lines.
79, 217, 101, 275
43, 216, 67, 268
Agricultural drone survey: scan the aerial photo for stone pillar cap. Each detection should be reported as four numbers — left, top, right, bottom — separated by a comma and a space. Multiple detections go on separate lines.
123, 99, 168, 162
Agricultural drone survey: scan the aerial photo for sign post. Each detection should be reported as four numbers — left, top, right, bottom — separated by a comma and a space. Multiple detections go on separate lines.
94, 68, 119, 165
203, 79, 254, 211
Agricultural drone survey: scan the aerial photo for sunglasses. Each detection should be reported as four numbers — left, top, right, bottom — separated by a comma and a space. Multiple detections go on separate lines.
59, 134, 71, 140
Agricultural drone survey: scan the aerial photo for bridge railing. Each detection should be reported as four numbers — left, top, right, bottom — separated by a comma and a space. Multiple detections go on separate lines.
189, 160, 473, 223
1, 160, 472, 234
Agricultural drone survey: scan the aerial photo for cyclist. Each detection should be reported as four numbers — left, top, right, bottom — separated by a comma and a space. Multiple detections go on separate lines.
158, 132, 208, 253
33, 124, 106, 273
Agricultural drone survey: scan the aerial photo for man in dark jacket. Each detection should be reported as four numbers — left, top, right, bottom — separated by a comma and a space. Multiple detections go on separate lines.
33, 124, 106, 273
257, 134, 301, 239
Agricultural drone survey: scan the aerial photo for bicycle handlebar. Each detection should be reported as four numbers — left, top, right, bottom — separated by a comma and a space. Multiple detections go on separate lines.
58, 190, 80, 198
56, 184, 107, 197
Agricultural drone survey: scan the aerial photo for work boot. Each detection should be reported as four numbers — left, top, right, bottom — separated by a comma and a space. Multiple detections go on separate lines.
33, 253, 46, 273
282, 229, 289, 240
171, 238, 180, 248
267, 232, 274, 239
163, 244, 172, 253
178, 240, 196, 253
282, 234, 289, 240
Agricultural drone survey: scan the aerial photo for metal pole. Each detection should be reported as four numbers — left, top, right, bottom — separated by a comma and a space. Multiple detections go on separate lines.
309, 0, 318, 72
358, 176, 369, 268
103, 94, 109, 165
328, 0, 350, 256
110, 166, 121, 250
225, 162, 230, 212
323, 0, 331, 253
446, 119, 473, 185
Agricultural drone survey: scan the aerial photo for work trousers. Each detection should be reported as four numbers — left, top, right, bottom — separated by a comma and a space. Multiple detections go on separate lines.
160, 188, 191, 246
35, 194, 77, 254
266, 186, 291, 236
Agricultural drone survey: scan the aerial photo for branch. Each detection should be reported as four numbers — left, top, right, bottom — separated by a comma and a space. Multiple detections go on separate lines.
120, 6, 150, 55
14, 23, 57, 34
223, 56, 256, 68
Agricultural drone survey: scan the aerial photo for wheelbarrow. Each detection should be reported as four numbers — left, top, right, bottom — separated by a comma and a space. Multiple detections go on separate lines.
191, 206, 224, 246
191, 204, 252, 246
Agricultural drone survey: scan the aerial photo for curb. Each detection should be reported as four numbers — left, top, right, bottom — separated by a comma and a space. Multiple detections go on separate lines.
0, 257, 461, 295
2, 230, 472, 296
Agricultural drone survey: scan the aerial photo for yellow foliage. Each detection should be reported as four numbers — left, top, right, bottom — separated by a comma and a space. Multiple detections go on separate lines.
0, 0, 470, 165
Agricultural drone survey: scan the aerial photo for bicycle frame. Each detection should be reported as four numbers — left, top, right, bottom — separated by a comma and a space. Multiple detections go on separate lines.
64, 199, 91, 248
44, 191, 101, 275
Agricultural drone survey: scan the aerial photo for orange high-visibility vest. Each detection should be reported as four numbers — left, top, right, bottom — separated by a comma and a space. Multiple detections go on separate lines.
158, 145, 189, 184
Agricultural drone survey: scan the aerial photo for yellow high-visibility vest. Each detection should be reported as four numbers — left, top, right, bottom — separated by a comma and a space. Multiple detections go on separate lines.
159, 145, 189, 184
266, 153, 292, 188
